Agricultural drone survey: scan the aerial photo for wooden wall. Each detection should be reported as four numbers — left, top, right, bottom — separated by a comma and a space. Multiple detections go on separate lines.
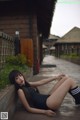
0, 1, 40, 74
0, 15, 31, 38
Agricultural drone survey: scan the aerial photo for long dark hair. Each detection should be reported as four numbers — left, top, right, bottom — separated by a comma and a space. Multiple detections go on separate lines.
9, 70, 30, 90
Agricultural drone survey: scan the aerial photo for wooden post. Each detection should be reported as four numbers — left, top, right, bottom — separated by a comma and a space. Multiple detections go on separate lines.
30, 14, 40, 75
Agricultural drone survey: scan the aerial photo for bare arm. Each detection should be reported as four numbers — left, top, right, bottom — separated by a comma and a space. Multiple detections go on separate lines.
18, 89, 56, 116
29, 74, 65, 87
29, 77, 57, 87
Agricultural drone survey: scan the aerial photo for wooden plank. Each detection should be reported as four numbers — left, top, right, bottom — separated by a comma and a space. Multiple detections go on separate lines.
20, 39, 33, 67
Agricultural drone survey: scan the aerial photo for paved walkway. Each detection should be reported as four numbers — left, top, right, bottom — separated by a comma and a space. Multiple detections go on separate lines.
13, 55, 80, 120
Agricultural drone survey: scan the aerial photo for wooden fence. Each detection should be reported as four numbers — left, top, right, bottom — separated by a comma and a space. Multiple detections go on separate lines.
0, 32, 15, 69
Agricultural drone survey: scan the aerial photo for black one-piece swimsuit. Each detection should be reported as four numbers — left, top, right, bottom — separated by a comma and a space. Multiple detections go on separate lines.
22, 86, 50, 109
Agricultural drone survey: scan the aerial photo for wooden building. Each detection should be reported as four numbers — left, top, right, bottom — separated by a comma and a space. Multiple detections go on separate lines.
55, 27, 80, 57
43, 34, 60, 48
0, 0, 57, 74
43, 34, 59, 54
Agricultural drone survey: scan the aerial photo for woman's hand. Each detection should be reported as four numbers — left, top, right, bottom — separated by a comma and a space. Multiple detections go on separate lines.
56, 74, 65, 80
44, 110, 56, 117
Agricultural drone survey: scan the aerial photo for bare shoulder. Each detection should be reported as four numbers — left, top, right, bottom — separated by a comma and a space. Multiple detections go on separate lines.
17, 88, 24, 95
17, 88, 29, 100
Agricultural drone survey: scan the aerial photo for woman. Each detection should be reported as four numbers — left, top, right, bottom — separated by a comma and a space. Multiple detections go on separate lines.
9, 70, 80, 116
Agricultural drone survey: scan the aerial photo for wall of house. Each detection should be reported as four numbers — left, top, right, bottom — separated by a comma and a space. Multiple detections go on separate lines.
0, 15, 31, 38
55, 43, 80, 56
55, 43, 80, 65
0, 0, 35, 38
0, 1, 40, 74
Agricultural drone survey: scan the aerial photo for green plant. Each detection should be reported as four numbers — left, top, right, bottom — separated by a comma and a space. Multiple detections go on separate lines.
17, 54, 27, 65
0, 63, 29, 90
6, 54, 27, 65
61, 53, 80, 59
0, 54, 30, 90
69, 53, 79, 59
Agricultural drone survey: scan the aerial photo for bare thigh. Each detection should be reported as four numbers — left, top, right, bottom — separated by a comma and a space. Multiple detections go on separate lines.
49, 76, 69, 94
46, 78, 76, 110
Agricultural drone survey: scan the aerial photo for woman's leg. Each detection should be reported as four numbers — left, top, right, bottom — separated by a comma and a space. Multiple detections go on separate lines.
46, 78, 77, 110
49, 76, 69, 95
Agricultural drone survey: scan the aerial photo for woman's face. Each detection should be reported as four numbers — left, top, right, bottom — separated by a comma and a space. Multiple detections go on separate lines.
15, 74, 25, 86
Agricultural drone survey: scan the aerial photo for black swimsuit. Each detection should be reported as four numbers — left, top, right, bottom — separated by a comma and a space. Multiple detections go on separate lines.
18, 85, 50, 109
26, 87, 49, 109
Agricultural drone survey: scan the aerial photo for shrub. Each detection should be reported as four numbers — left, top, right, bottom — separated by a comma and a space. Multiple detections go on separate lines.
0, 54, 30, 90
6, 54, 27, 65
61, 53, 80, 59
69, 53, 80, 59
